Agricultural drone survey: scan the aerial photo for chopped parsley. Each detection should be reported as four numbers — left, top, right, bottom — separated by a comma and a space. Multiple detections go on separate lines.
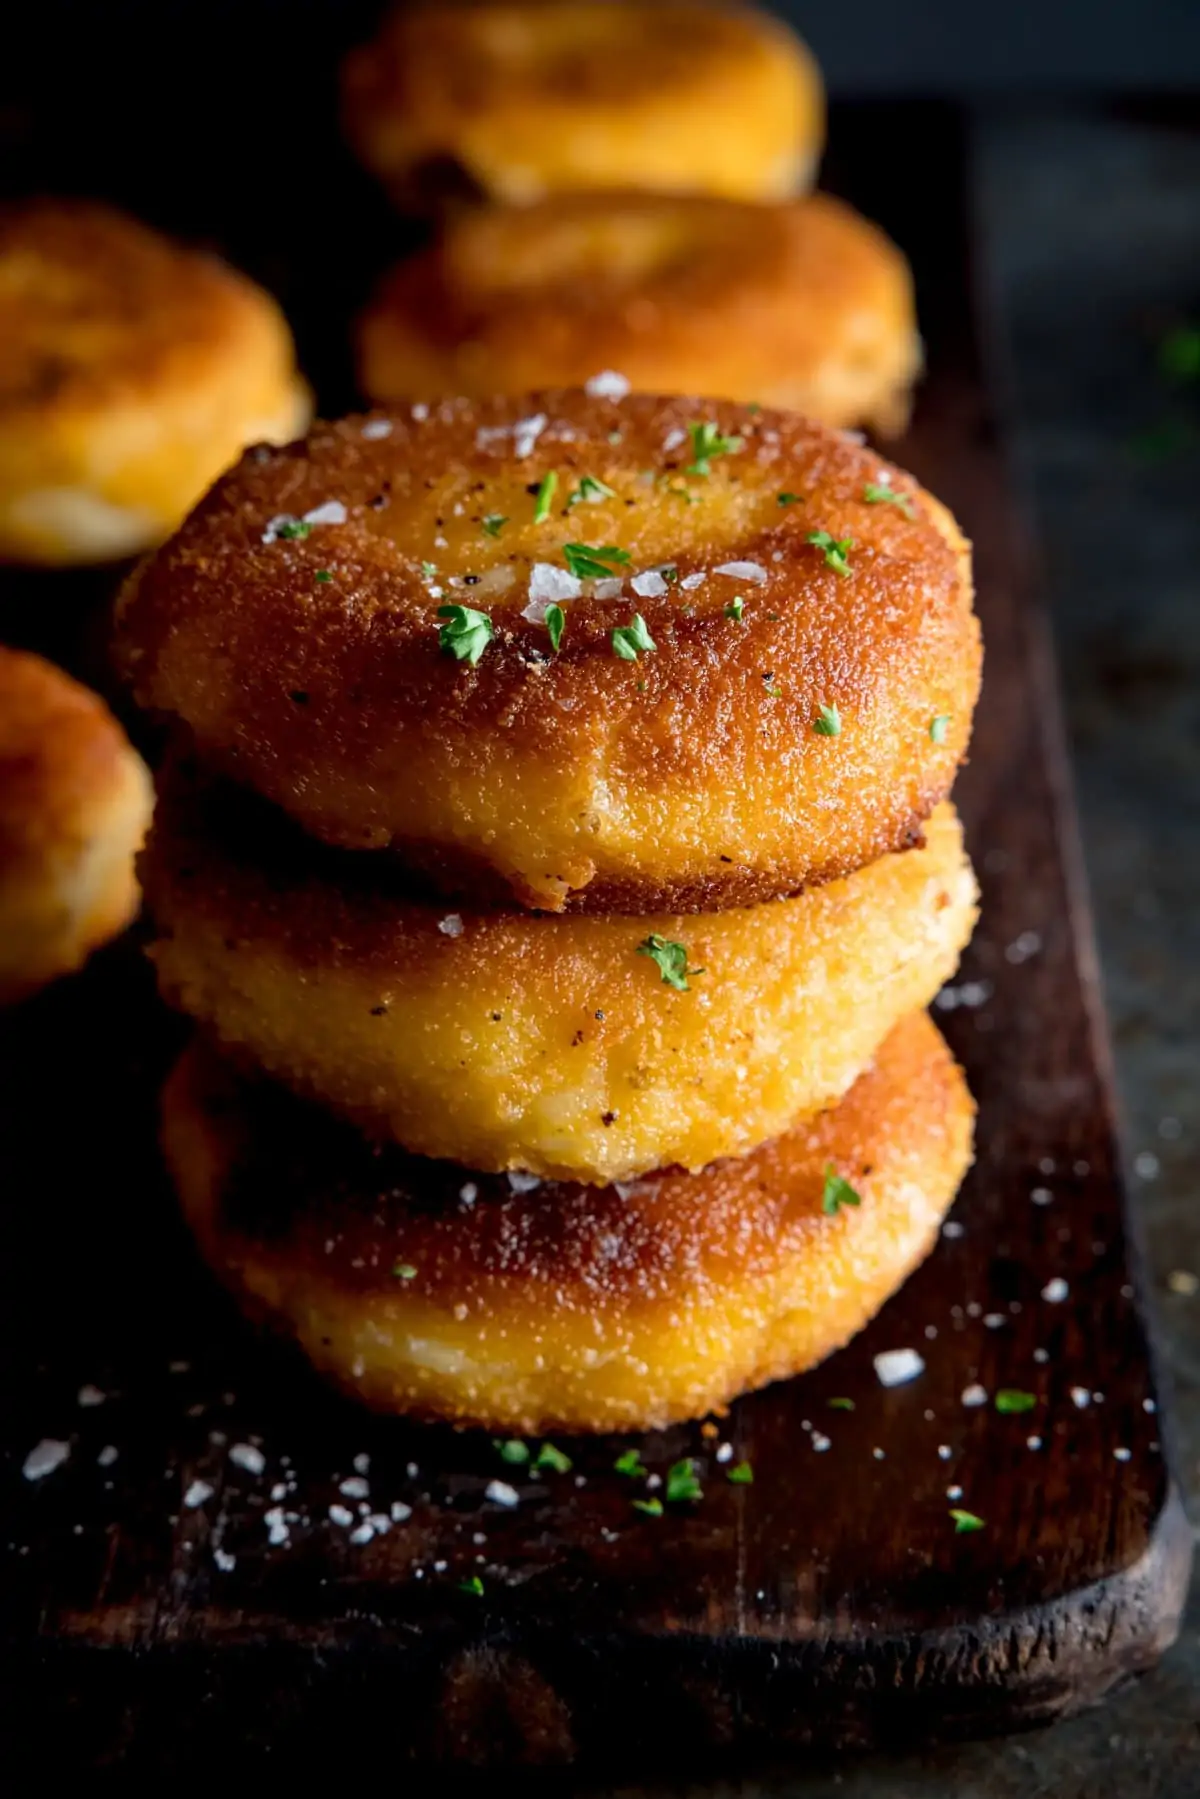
724, 596, 745, 622
611, 614, 656, 660
777, 492, 802, 507
930, 714, 950, 744
391, 1261, 417, 1280
533, 471, 558, 522
806, 529, 854, 577
950, 1508, 985, 1534
274, 518, 312, 540
564, 540, 632, 580
481, 513, 508, 538
437, 603, 494, 666
687, 419, 743, 475
726, 1462, 754, 1485
666, 1459, 703, 1503
995, 1389, 1037, 1415
1159, 323, 1200, 381
534, 1442, 573, 1474
614, 1449, 648, 1479
813, 702, 842, 737
637, 933, 702, 992
821, 1163, 861, 1215
459, 1574, 485, 1595
545, 603, 565, 653
568, 474, 617, 506
632, 1497, 663, 1517
827, 1397, 855, 1411
863, 481, 915, 518
314, 569, 333, 583
495, 1439, 530, 1465
421, 560, 438, 578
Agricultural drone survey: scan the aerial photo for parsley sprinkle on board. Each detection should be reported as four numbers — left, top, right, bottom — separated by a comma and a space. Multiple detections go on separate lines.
686, 419, 743, 476
950, 1508, 985, 1534
611, 614, 656, 660
437, 604, 494, 666
568, 474, 617, 506
563, 541, 631, 580
821, 1163, 861, 1215
632, 1497, 663, 1517
314, 569, 333, 583
930, 714, 950, 744
777, 492, 802, 506
806, 529, 854, 576
813, 702, 842, 737
481, 513, 508, 538
863, 481, 915, 518
724, 596, 745, 621
545, 603, 565, 653
495, 1439, 530, 1465
995, 1389, 1037, 1415
421, 560, 438, 578
637, 933, 701, 992
534, 1442, 573, 1474
459, 1575, 485, 1595
727, 1462, 754, 1485
666, 1459, 703, 1503
533, 471, 558, 522
391, 1261, 417, 1280
614, 1449, 647, 1478
274, 518, 312, 540
827, 1397, 855, 1411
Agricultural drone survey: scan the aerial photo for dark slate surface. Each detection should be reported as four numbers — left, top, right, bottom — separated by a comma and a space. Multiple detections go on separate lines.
620, 103, 1200, 1799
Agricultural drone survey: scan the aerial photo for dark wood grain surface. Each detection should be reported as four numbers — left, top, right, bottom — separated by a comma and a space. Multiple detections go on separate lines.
0, 103, 1190, 1777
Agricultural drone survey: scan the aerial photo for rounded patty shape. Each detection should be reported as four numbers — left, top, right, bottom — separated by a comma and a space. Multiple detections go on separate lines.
164, 1010, 974, 1434
116, 393, 981, 913
341, 0, 824, 209
0, 647, 152, 1004
142, 767, 976, 1182
359, 192, 919, 436
0, 199, 310, 566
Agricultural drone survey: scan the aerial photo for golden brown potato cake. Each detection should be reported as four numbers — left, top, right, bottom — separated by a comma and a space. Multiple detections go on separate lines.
341, 1, 823, 210
142, 764, 976, 1182
359, 192, 919, 436
0, 646, 152, 1003
115, 393, 981, 914
165, 1010, 973, 1433
0, 199, 311, 565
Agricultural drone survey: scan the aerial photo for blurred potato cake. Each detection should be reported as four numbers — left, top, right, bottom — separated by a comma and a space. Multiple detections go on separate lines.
115, 393, 980, 914
0, 200, 311, 565
0, 646, 152, 1004
142, 768, 976, 1182
341, 0, 823, 209
359, 192, 919, 434
164, 1010, 974, 1433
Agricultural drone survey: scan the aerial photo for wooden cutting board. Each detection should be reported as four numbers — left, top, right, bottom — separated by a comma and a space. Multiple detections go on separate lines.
0, 102, 1190, 1777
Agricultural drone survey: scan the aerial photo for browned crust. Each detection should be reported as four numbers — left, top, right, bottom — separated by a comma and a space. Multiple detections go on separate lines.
341, 2, 823, 207
358, 191, 919, 432
115, 391, 980, 912
0, 646, 152, 1002
164, 1011, 975, 1430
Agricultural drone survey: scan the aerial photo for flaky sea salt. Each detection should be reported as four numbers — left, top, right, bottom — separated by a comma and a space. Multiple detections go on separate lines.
714, 560, 768, 583
873, 1348, 925, 1388
585, 371, 631, 401
76, 1384, 105, 1408
961, 1384, 988, 1407
23, 1439, 70, 1481
229, 1443, 265, 1476
437, 914, 464, 938
183, 1480, 213, 1509
680, 571, 706, 591
339, 1476, 370, 1500
361, 418, 393, 440
512, 414, 547, 458
485, 1480, 519, 1508
631, 570, 669, 599
1042, 1277, 1069, 1303
97, 1445, 118, 1468
508, 1171, 541, 1194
